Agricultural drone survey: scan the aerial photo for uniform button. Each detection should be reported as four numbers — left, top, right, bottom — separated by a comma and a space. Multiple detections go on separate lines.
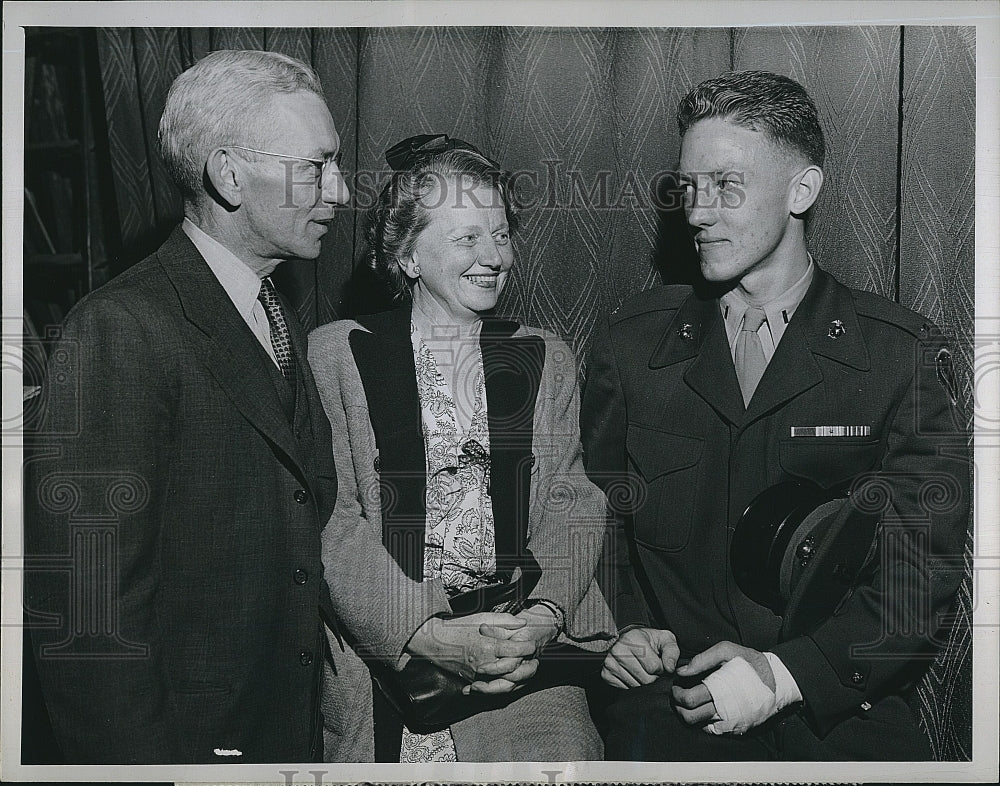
293, 568, 308, 585
299, 650, 313, 666
851, 671, 864, 684
374, 455, 381, 472
294, 488, 309, 504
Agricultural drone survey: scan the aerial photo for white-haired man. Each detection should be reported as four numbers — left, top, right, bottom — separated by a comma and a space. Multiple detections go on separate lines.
26, 47, 351, 765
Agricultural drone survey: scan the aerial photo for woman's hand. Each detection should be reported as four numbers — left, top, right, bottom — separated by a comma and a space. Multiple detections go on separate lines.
505, 604, 561, 656
405, 612, 537, 683
463, 604, 560, 695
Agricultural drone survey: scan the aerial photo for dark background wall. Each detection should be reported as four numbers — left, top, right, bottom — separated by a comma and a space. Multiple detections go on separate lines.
28, 25, 976, 759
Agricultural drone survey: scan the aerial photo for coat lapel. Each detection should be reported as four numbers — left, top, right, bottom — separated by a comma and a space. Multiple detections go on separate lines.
349, 307, 545, 583
156, 226, 308, 473
350, 305, 427, 582
650, 291, 745, 426
283, 293, 337, 484
743, 267, 869, 425
480, 318, 544, 576
650, 269, 871, 428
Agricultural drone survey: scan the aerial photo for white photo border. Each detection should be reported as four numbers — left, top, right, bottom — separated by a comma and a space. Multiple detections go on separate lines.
3, 1, 997, 783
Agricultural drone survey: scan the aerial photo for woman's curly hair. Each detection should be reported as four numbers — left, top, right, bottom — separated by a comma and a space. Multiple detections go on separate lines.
365, 145, 521, 301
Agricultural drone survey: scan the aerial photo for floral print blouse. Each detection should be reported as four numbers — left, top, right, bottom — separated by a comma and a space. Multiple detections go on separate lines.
400, 319, 498, 762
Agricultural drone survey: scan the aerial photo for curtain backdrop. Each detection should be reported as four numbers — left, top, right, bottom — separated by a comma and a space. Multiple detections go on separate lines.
93, 25, 976, 760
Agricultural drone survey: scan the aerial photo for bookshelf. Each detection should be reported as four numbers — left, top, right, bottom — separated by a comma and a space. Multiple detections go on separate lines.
23, 27, 114, 338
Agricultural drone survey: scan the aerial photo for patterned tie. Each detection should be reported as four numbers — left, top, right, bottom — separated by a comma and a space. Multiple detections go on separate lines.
735, 307, 768, 406
257, 277, 296, 386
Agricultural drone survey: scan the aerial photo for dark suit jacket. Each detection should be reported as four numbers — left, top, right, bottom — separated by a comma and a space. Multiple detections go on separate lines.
24, 226, 339, 763
581, 266, 969, 758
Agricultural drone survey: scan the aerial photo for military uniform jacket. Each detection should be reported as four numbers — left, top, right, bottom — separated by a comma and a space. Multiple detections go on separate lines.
25, 227, 339, 763
581, 265, 969, 748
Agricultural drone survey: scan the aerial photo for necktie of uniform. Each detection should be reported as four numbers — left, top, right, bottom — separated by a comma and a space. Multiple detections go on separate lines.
257, 277, 296, 386
735, 306, 768, 406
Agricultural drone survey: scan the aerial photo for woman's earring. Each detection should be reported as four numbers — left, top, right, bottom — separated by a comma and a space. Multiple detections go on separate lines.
412, 264, 420, 276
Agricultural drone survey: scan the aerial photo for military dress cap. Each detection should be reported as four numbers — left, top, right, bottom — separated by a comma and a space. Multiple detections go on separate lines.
730, 478, 881, 639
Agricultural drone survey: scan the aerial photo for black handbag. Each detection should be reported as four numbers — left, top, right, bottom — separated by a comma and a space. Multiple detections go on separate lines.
367, 553, 606, 733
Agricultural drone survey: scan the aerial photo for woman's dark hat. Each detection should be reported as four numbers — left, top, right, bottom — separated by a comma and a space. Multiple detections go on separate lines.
731, 479, 880, 639
384, 133, 492, 171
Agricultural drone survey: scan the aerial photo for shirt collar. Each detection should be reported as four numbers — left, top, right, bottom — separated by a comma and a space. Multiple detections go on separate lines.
720, 256, 815, 346
182, 218, 268, 321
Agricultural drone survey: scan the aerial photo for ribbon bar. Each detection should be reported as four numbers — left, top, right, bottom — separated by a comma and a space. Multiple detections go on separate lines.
790, 425, 871, 437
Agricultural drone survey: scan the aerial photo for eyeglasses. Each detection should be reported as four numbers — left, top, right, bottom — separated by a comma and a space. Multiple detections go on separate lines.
226, 144, 343, 183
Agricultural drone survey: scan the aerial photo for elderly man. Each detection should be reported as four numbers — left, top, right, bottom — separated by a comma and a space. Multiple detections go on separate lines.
582, 70, 969, 760
25, 49, 533, 765
25, 48, 351, 765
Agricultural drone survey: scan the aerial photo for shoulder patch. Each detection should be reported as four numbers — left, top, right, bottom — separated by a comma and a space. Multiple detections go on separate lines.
609, 284, 693, 324
935, 345, 961, 407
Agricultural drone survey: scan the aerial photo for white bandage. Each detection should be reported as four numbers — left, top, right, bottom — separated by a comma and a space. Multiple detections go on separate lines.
702, 656, 776, 735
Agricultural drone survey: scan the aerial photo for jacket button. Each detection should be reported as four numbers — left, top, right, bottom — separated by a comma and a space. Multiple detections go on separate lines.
374, 455, 381, 472
851, 671, 864, 685
299, 650, 313, 666
293, 568, 308, 585
294, 489, 309, 504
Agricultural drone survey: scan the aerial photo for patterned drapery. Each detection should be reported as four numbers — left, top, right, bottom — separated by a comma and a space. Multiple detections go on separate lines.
94, 26, 975, 760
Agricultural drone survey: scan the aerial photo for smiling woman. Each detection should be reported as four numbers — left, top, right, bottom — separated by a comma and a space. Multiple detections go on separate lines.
397, 177, 513, 325
306, 135, 616, 763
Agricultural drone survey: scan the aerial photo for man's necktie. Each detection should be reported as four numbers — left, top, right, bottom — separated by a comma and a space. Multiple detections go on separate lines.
257, 277, 296, 386
735, 306, 768, 406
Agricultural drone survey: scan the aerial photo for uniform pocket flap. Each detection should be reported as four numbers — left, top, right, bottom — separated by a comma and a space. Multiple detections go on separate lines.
626, 424, 704, 482
779, 438, 882, 488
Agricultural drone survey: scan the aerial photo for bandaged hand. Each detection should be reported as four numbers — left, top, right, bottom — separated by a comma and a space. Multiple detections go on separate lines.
672, 641, 800, 735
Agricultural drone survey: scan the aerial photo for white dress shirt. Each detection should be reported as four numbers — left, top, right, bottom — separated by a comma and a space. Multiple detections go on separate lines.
182, 218, 280, 369
720, 257, 815, 363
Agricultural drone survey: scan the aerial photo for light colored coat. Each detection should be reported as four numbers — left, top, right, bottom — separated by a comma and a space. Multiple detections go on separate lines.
309, 306, 615, 761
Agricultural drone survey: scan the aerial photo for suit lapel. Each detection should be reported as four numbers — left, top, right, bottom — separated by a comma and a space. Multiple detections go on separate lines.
797, 267, 870, 371
481, 318, 544, 575
742, 267, 869, 425
283, 293, 338, 487
650, 291, 745, 426
350, 305, 427, 582
651, 269, 871, 428
283, 294, 311, 434
156, 226, 308, 472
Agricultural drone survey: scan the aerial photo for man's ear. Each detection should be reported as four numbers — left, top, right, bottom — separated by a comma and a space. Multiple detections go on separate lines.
398, 253, 419, 278
789, 165, 823, 217
205, 148, 243, 208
